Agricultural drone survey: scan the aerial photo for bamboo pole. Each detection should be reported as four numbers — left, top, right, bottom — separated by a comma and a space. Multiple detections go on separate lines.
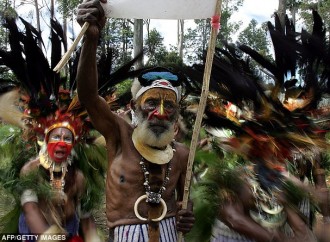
177, 0, 222, 241
53, 22, 90, 73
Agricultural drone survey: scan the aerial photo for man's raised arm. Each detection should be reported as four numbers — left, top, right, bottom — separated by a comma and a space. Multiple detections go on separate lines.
76, 0, 119, 140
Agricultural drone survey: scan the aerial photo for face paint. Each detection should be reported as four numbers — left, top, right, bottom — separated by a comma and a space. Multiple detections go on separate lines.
148, 99, 167, 120
47, 142, 73, 163
139, 88, 178, 122
134, 88, 178, 147
46, 128, 73, 163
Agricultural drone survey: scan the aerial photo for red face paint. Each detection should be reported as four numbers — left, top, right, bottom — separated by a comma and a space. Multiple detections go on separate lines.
47, 141, 73, 163
46, 127, 74, 163
148, 108, 169, 120
140, 88, 178, 122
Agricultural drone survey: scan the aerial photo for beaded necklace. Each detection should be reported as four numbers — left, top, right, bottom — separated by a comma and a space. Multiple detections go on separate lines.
140, 157, 172, 204
134, 142, 176, 221
139, 142, 175, 204
49, 162, 68, 192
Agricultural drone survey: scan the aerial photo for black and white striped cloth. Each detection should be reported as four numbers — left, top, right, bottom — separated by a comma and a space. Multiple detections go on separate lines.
111, 217, 178, 242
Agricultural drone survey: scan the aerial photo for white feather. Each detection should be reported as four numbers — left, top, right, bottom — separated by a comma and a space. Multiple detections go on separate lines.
205, 126, 233, 138
0, 89, 26, 129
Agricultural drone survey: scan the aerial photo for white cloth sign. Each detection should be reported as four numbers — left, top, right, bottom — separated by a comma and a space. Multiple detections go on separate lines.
101, 0, 218, 19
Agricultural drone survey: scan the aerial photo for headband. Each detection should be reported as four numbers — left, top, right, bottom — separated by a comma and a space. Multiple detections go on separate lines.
135, 79, 179, 102
45, 121, 76, 142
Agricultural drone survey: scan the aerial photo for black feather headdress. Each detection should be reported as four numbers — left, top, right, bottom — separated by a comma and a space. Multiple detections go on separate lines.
198, 11, 330, 166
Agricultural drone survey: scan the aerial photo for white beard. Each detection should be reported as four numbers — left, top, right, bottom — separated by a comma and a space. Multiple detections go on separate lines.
134, 115, 175, 148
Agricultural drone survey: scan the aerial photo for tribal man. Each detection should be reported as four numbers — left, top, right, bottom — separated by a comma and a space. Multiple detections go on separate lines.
76, 1, 195, 241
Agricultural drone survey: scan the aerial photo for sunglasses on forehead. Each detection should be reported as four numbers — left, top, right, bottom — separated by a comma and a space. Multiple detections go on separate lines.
138, 67, 182, 87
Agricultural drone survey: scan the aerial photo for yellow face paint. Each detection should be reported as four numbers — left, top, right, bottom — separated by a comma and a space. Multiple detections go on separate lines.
138, 88, 178, 121
139, 88, 177, 105
160, 99, 164, 115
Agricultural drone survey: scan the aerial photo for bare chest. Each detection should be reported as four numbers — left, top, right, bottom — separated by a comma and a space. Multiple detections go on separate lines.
107, 146, 181, 200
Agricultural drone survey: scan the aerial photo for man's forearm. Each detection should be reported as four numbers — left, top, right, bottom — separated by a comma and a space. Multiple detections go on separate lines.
77, 36, 99, 106
22, 202, 48, 233
80, 217, 101, 242
224, 217, 276, 242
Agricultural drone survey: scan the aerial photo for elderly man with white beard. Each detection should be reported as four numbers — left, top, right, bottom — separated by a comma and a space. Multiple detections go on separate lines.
76, 1, 195, 241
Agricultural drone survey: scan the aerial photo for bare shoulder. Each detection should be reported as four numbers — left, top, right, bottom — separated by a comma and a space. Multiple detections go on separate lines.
20, 158, 40, 176
174, 141, 189, 153
104, 113, 134, 150
173, 142, 189, 163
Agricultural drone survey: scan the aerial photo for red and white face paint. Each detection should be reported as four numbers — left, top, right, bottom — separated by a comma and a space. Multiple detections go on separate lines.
139, 88, 178, 122
46, 127, 73, 163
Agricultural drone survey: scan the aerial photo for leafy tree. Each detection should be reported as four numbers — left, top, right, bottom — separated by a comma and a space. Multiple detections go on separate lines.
101, 18, 134, 69
57, 0, 80, 20
144, 28, 167, 66
0, 0, 17, 49
219, 0, 244, 43
237, 19, 271, 81
0, 0, 16, 19
238, 19, 270, 57
184, 19, 210, 64
0, 0, 17, 82
161, 49, 184, 67
286, 0, 304, 25
183, 0, 244, 64
298, 0, 330, 33
115, 79, 132, 96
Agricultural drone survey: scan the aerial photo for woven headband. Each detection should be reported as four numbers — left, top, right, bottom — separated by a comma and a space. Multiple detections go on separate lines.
135, 79, 179, 102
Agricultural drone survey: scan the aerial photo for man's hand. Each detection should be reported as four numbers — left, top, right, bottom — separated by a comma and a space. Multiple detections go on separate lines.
314, 218, 330, 242
77, 0, 107, 38
176, 201, 195, 234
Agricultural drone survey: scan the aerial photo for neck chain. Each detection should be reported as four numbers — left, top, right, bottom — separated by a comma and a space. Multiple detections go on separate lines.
140, 158, 171, 204
49, 162, 68, 193
139, 143, 175, 204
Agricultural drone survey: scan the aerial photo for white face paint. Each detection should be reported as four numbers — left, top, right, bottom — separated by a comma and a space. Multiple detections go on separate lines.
133, 88, 178, 148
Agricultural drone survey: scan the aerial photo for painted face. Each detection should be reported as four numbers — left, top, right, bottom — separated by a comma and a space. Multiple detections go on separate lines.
134, 88, 179, 147
140, 88, 178, 119
47, 127, 73, 163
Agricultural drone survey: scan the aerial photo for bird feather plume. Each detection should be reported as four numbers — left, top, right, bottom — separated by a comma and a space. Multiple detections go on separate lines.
0, 89, 25, 129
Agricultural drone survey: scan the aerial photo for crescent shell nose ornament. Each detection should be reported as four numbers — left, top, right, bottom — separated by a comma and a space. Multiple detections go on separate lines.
134, 194, 167, 222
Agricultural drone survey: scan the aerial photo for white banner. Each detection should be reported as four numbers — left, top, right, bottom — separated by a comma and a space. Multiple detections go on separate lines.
101, 0, 218, 19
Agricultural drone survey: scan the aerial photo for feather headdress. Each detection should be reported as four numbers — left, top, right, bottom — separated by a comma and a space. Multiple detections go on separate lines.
0, 16, 125, 232
191, 11, 330, 166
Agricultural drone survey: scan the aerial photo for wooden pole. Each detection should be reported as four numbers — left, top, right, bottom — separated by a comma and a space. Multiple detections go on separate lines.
177, 0, 222, 241
53, 22, 90, 73
148, 163, 163, 242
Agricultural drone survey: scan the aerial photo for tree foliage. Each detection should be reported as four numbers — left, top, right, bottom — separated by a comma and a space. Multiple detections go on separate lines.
144, 28, 167, 66
237, 19, 271, 81
57, 0, 81, 20
0, 0, 17, 49
238, 19, 270, 57
297, 0, 330, 33
100, 18, 134, 69
183, 0, 244, 64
